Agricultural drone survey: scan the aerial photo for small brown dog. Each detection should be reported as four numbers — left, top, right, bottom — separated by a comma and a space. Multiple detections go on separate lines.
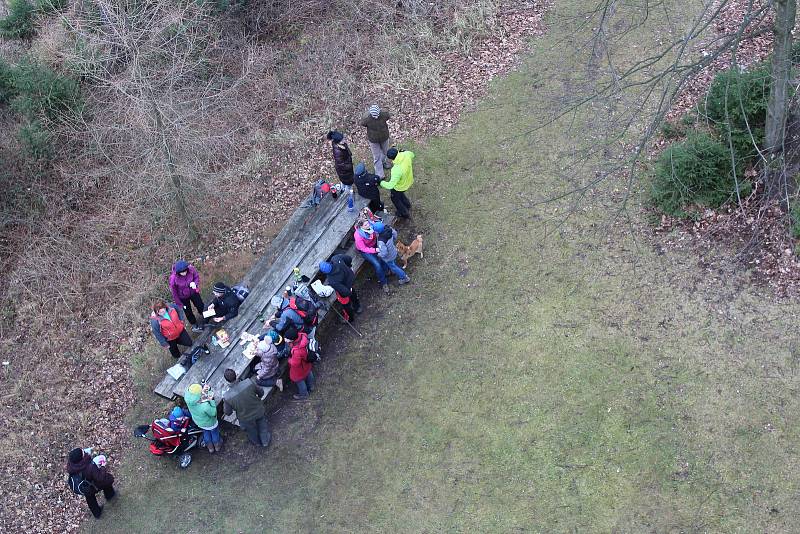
396, 234, 423, 268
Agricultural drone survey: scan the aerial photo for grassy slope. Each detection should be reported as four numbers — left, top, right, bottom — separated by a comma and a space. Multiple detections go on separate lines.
89, 1, 800, 532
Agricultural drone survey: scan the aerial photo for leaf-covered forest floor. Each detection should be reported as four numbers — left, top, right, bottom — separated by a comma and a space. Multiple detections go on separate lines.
82, 0, 800, 532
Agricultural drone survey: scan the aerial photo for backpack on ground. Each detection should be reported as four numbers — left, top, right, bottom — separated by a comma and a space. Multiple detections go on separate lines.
232, 284, 250, 302
288, 296, 318, 326
306, 337, 322, 363
68, 472, 96, 496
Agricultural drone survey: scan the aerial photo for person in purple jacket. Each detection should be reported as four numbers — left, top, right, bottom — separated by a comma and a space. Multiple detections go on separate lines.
169, 260, 205, 333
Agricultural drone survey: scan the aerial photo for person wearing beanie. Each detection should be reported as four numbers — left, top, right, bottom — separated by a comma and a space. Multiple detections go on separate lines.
206, 281, 240, 323
267, 294, 306, 334
150, 299, 193, 359
319, 254, 361, 321
66, 447, 116, 518
253, 338, 282, 388
354, 219, 390, 293
168, 405, 191, 431
326, 130, 355, 186
381, 147, 415, 219
222, 369, 271, 448
359, 104, 393, 179
184, 383, 222, 453
285, 327, 315, 400
169, 260, 205, 332
354, 161, 384, 214
374, 221, 411, 285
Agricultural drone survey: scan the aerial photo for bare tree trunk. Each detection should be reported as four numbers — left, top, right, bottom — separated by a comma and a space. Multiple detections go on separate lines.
766, 0, 796, 155
151, 99, 199, 242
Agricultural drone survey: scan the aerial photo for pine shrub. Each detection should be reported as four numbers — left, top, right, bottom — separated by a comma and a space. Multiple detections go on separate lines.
0, 58, 17, 103
651, 132, 751, 216
0, 0, 36, 39
10, 58, 82, 123
703, 66, 770, 166
35, 0, 67, 14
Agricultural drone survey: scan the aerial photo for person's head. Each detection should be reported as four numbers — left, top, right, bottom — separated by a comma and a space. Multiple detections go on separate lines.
372, 221, 385, 234
270, 295, 284, 308
171, 406, 184, 419
360, 220, 373, 234
68, 447, 83, 464
213, 282, 227, 296
174, 259, 189, 275
369, 104, 380, 119
354, 162, 366, 176
386, 147, 399, 160
152, 299, 168, 315
326, 130, 344, 143
188, 383, 202, 396
266, 329, 282, 345
319, 261, 332, 274
283, 326, 299, 342
223, 368, 237, 383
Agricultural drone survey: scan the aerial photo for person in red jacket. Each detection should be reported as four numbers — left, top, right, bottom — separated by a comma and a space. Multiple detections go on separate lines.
66, 448, 116, 518
285, 327, 315, 400
149, 300, 192, 359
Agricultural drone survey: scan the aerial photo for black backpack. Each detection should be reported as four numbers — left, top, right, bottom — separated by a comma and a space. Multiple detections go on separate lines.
306, 337, 322, 363
289, 296, 318, 326
68, 472, 96, 496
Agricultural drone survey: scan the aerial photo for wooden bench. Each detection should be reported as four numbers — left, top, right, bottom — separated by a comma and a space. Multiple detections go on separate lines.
154, 189, 392, 424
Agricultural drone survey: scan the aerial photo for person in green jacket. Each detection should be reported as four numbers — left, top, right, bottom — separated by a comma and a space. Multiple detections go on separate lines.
380, 147, 414, 219
184, 383, 223, 453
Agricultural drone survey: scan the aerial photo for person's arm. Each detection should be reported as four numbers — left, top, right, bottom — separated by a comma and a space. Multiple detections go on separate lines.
377, 241, 388, 259
359, 113, 370, 126
223, 397, 234, 416
381, 111, 392, 121
86, 463, 114, 488
253, 384, 265, 398
150, 318, 168, 347
189, 266, 200, 292
169, 277, 182, 307
380, 166, 401, 190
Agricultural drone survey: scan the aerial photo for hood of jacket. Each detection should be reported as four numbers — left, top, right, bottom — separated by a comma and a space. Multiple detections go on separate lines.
66, 452, 92, 475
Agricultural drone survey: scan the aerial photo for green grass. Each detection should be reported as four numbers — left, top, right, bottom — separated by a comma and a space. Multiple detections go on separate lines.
87, 1, 800, 532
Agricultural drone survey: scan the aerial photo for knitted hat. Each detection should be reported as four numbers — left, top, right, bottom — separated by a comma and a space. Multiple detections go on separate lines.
321, 182, 331, 193
213, 282, 226, 294
327, 130, 344, 143
174, 260, 189, 273
171, 406, 184, 419
319, 261, 332, 274
266, 330, 282, 344
354, 162, 366, 176
386, 147, 398, 160
369, 104, 380, 118
188, 383, 202, 395
283, 326, 299, 341
270, 295, 283, 308
372, 221, 385, 234
68, 447, 83, 464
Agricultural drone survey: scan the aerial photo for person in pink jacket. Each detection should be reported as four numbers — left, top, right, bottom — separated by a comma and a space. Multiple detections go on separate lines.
354, 219, 389, 293
169, 260, 205, 332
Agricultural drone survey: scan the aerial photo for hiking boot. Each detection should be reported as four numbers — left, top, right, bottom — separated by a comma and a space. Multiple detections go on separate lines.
292, 394, 309, 401
191, 324, 204, 333
381, 284, 390, 294
207, 443, 215, 453
213, 441, 223, 453
354, 304, 363, 314
398, 277, 411, 285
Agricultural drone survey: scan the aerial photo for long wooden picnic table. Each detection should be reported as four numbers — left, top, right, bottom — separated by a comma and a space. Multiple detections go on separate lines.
153, 189, 391, 411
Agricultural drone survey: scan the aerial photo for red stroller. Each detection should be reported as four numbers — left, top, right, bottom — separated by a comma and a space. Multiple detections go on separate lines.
134, 415, 203, 468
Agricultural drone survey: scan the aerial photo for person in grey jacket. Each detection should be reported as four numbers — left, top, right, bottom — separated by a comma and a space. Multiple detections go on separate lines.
223, 369, 271, 447
268, 295, 306, 333
359, 104, 392, 179
253, 339, 281, 389
373, 221, 410, 284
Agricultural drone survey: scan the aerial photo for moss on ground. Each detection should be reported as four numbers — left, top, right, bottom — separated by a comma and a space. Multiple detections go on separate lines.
89, 1, 800, 532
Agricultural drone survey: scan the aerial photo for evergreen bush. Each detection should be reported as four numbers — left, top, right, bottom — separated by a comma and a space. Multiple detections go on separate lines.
0, 58, 18, 103
651, 132, 751, 216
10, 59, 82, 122
0, 0, 36, 39
35, 0, 67, 14
702, 66, 770, 166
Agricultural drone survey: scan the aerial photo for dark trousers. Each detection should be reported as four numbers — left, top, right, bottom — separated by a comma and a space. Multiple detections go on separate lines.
367, 197, 384, 214
86, 486, 115, 518
390, 189, 411, 217
180, 292, 205, 325
337, 290, 360, 322
241, 415, 271, 447
168, 329, 193, 359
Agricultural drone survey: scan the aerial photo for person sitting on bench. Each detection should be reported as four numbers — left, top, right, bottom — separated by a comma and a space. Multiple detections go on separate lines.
207, 282, 241, 324
268, 294, 306, 333
319, 254, 361, 322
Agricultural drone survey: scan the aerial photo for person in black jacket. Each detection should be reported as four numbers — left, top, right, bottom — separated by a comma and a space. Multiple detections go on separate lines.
207, 282, 241, 324
353, 161, 384, 214
319, 254, 361, 322
327, 130, 354, 186
66, 448, 116, 518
